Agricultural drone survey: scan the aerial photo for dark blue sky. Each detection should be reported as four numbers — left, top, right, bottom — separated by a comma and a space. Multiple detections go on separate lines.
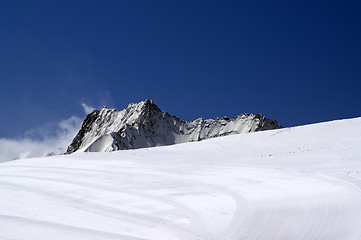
1, 0, 360, 138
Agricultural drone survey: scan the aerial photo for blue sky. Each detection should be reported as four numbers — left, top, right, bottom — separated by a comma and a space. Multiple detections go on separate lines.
1, 0, 360, 141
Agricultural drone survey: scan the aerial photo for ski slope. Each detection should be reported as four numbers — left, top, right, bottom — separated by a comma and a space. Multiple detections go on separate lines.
1, 117, 361, 240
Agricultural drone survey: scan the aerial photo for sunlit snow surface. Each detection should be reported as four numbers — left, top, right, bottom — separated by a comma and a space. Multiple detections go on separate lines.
1, 117, 361, 240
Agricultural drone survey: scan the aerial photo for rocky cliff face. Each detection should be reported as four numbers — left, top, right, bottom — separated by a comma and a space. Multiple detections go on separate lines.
67, 99, 282, 153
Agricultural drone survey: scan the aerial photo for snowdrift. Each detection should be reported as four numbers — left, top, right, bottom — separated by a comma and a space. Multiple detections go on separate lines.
1, 117, 361, 240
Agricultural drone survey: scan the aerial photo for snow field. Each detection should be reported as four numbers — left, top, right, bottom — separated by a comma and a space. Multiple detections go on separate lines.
1, 117, 361, 239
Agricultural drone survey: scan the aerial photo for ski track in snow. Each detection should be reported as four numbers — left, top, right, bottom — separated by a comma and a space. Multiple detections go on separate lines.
1, 117, 361, 239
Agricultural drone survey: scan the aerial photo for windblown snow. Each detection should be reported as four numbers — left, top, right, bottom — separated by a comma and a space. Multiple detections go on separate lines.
67, 99, 281, 153
1, 117, 361, 240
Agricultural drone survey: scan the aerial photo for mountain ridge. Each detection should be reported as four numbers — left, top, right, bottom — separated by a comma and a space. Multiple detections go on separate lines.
67, 99, 282, 153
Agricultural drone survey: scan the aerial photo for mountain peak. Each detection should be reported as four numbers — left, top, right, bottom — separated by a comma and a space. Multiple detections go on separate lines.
67, 100, 281, 153
140, 99, 162, 113
144, 98, 154, 105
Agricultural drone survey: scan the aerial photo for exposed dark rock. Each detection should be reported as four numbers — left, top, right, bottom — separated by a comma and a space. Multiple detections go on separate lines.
67, 110, 100, 153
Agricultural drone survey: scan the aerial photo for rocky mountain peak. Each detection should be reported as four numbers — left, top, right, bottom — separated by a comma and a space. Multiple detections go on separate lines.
139, 99, 163, 118
67, 99, 282, 153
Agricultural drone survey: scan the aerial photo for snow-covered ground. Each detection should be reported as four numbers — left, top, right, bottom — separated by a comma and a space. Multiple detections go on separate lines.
1, 117, 361, 240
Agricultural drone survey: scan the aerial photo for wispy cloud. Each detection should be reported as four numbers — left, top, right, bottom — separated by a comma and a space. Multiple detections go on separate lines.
81, 103, 96, 114
0, 102, 100, 162
0, 116, 82, 163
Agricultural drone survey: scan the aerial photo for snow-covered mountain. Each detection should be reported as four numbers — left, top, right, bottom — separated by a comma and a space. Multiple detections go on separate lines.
67, 99, 281, 153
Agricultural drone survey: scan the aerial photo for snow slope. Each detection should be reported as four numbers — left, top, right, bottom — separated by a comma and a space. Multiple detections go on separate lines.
1, 117, 361, 240
67, 99, 281, 153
